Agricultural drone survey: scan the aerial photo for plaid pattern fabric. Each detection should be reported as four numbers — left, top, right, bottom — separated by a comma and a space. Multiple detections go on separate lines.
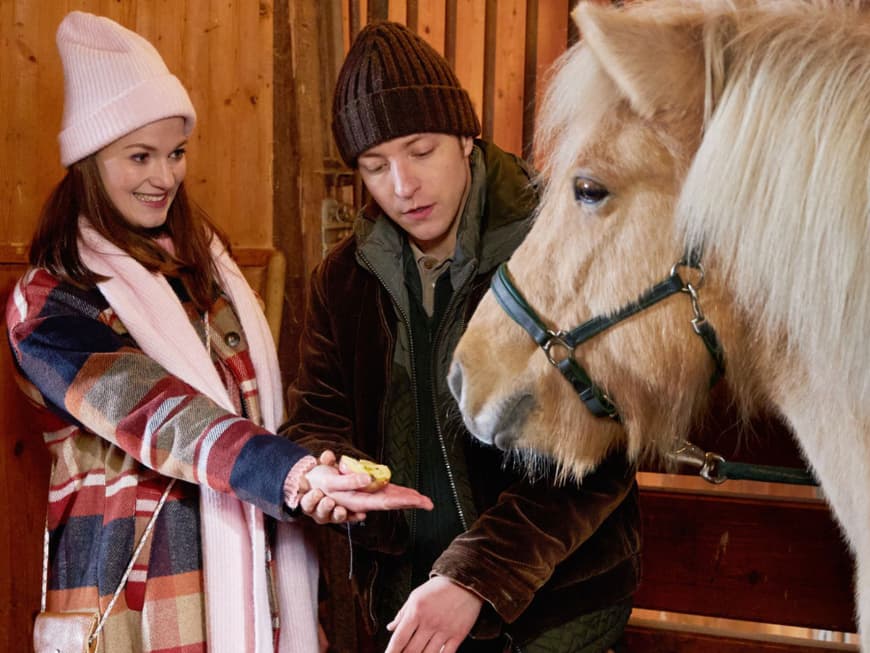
7, 268, 307, 652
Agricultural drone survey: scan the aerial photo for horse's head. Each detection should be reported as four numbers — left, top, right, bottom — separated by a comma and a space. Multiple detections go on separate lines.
454, 0, 870, 479
450, 0, 754, 480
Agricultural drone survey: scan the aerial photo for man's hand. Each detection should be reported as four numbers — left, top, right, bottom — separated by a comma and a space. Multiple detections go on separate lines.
385, 576, 483, 653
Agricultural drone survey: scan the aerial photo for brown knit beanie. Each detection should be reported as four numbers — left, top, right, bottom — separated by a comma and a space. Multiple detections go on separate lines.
332, 21, 481, 167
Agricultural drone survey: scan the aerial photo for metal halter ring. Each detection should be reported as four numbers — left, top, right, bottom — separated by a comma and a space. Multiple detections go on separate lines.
542, 330, 574, 366
671, 260, 706, 290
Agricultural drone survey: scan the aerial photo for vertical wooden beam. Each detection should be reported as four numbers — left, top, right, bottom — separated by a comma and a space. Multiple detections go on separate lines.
454, 0, 486, 130
180, 2, 209, 208
273, 0, 302, 382
239, 0, 274, 246
444, 0, 458, 67
416, 0, 446, 54
323, 3, 345, 106
532, 0, 569, 163
205, 1, 237, 238
280, 0, 350, 372
369, 0, 389, 21
341, 0, 350, 50
522, 0, 538, 160
323, 0, 345, 165
349, 0, 362, 37
482, 0, 497, 141
490, 0, 526, 156
388, 0, 408, 24
407, 0, 419, 31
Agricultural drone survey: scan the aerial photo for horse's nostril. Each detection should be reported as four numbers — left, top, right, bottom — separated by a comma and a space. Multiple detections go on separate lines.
501, 393, 535, 432
447, 361, 463, 401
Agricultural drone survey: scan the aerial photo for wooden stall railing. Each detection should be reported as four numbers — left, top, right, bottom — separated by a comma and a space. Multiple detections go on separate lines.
626, 391, 857, 651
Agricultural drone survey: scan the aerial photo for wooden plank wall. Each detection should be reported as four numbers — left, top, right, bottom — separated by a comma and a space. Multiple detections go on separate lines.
1, 1, 275, 255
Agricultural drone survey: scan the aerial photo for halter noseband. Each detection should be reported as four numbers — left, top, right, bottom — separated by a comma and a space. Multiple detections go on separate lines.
490, 254, 726, 420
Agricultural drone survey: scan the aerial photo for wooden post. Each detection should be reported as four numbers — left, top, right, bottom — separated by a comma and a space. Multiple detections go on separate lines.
522, 0, 538, 160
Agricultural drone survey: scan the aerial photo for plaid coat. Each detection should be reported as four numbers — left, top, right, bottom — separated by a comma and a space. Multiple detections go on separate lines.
7, 268, 307, 652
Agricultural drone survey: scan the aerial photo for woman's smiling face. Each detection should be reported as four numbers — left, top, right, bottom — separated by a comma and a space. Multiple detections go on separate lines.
95, 117, 188, 229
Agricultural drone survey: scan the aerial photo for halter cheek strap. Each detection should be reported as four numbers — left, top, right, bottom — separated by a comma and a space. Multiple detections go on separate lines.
490, 256, 725, 420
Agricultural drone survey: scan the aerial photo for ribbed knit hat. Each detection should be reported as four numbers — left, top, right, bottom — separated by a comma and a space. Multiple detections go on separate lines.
332, 21, 480, 167
56, 11, 196, 167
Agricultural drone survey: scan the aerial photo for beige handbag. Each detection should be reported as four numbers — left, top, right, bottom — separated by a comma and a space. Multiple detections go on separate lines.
33, 611, 100, 653
33, 479, 174, 653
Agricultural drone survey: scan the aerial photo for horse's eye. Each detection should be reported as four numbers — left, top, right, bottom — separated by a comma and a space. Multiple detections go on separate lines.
573, 176, 609, 205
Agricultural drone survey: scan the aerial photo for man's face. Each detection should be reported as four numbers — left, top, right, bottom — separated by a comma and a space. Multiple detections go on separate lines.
358, 133, 473, 254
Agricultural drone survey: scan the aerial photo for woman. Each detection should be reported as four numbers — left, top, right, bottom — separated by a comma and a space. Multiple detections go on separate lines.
7, 11, 431, 652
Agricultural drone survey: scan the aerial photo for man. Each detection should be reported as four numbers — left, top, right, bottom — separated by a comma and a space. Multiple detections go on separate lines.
283, 21, 640, 653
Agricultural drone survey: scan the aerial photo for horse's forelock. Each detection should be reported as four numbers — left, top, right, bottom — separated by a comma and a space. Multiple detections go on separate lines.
533, 43, 622, 183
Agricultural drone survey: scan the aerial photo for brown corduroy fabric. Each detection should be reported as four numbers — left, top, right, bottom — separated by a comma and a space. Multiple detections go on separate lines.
331, 21, 481, 167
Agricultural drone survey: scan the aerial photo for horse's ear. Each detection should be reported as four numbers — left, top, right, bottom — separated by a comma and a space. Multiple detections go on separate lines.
573, 2, 706, 119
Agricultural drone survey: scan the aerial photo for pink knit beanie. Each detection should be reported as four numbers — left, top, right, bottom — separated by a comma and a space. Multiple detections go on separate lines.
56, 11, 196, 167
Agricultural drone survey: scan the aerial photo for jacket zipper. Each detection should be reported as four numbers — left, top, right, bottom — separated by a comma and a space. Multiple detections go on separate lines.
437, 274, 528, 653
357, 250, 424, 612
430, 289, 470, 531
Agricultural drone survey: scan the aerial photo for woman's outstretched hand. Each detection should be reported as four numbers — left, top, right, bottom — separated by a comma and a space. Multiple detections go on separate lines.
299, 450, 433, 524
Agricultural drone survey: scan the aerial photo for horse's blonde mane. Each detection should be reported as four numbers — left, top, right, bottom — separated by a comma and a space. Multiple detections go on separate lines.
678, 1, 870, 404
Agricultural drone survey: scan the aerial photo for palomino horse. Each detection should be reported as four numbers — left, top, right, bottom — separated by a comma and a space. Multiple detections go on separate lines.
449, 0, 870, 646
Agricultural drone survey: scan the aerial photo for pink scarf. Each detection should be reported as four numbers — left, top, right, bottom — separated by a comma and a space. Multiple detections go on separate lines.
78, 221, 319, 652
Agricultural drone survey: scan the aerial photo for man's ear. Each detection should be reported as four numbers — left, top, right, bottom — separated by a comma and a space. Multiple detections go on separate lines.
459, 135, 474, 157
573, 1, 708, 119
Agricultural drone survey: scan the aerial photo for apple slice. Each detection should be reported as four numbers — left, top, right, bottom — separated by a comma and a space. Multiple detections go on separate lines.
339, 455, 391, 492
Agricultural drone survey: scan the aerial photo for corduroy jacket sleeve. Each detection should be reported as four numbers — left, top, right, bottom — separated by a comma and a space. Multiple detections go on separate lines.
282, 252, 410, 553
431, 453, 638, 629
7, 270, 305, 519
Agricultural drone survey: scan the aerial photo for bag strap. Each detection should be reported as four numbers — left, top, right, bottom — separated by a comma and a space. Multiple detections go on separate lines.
41, 478, 176, 639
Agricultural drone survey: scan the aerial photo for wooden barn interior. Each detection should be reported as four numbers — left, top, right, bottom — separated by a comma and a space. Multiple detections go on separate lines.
0, 1, 858, 651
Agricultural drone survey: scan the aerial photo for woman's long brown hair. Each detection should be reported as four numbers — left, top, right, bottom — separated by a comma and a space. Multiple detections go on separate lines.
29, 156, 229, 313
